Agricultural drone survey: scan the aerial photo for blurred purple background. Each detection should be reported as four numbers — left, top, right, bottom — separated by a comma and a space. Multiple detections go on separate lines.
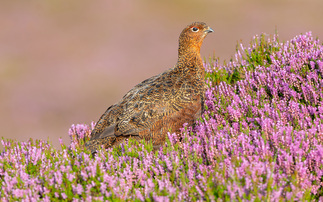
1, 0, 323, 149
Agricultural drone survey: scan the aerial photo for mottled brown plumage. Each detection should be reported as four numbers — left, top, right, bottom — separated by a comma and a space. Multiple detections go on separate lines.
85, 22, 213, 153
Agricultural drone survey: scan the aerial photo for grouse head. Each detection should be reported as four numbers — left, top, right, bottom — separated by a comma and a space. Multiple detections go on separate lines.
178, 22, 214, 56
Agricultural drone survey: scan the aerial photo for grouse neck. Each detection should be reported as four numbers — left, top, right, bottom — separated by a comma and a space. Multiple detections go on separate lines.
177, 50, 202, 63
178, 45, 201, 58
176, 51, 204, 75
178, 48, 201, 60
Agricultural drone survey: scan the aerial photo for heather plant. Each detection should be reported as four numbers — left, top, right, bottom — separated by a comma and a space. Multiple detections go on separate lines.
1, 32, 323, 201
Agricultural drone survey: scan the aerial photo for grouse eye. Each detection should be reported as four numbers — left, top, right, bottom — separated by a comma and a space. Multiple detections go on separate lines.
191, 27, 199, 32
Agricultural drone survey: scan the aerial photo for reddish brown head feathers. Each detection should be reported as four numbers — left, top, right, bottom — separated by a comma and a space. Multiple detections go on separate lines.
178, 22, 214, 56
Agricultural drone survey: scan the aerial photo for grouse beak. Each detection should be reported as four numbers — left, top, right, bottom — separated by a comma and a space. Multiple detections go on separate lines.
205, 27, 214, 33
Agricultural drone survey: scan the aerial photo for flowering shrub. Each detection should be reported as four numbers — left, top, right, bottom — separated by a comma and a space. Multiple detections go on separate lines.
1, 32, 323, 201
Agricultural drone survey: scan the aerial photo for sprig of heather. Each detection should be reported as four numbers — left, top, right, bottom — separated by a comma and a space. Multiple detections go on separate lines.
1, 32, 323, 201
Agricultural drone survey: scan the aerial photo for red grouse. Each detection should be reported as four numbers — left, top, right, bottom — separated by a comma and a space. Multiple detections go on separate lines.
85, 22, 213, 153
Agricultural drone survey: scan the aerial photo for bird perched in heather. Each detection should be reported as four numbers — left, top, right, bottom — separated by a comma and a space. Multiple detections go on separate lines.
85, 22, 213, 154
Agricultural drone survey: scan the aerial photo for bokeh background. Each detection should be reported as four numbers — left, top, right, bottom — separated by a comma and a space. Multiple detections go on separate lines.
1, 0, 323, 149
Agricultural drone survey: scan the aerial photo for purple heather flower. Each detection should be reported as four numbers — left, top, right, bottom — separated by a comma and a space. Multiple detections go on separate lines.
12, 188, 24, 198
61, 193, 67, 200
73, 184, 84, 195
53, 171, 62, 185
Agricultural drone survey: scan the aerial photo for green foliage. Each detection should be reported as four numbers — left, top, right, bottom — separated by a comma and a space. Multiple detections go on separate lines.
205, 33, 280, 86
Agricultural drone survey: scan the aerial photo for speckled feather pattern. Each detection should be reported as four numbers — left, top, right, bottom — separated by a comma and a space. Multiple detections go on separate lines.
85, 22, 213, 153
